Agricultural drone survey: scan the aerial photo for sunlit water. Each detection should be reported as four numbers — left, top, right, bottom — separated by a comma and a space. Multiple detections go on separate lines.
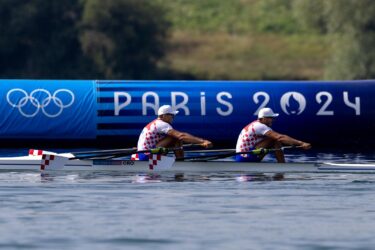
0, 149, 375, 250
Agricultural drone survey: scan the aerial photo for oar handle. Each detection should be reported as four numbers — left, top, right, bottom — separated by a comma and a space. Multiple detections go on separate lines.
178, 145, 302, 161
237, 145, 302, 155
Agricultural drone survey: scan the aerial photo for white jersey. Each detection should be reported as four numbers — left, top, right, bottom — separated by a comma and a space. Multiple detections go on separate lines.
137, 119, 173, 150
236, 120, 272, 152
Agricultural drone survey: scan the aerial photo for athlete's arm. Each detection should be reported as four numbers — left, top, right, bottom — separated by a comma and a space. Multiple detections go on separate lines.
167, 129, 213, 148
265, 130, 311, 149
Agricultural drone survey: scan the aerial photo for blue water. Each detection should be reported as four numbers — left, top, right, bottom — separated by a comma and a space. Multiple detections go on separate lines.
0, 149, 375, 250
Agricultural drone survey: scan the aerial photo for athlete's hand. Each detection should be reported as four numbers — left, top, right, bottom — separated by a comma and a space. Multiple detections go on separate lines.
201, 140, 213, 148
300, 142, 311, 150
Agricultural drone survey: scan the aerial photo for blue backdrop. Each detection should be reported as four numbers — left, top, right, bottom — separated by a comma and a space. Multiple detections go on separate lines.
0, 79, 374, 148
0, 80, 96, 139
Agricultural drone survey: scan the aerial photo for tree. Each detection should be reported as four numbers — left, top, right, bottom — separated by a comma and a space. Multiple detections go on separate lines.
0, 0, 171, 79
324, 0, 375, 79
80, 0, 171, 79
0, 0, 90, 78
293, 0, 375, 80
254, 0, 301, 34
292, 0, 328, 34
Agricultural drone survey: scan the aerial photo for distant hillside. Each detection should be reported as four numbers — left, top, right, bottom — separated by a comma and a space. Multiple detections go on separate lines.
156, 0, 329, 80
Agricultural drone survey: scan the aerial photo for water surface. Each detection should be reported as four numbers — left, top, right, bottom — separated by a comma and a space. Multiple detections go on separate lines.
0, 150, 374, 249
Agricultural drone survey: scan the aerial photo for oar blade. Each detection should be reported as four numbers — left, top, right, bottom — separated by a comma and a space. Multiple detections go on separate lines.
40, 154, 69, 171
148, 154, 175, 170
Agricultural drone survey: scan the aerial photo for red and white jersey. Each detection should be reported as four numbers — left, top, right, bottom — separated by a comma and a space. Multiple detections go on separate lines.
137, 119, 173, 150
236, 120, 272, 152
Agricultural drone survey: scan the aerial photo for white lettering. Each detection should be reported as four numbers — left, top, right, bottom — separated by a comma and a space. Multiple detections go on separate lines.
343, 91, 360, 115
200, 92, 206, 116
216, 92, 233, 116
253, 92, 270, 116
171, 92, 190, 115
114, 92, 131, 116
142, 91, 159, 115
316, 91, 334, 116
113, 90, 362, 118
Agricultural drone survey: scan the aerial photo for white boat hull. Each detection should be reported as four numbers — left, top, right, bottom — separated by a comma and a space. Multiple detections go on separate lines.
0, 156, 375, 173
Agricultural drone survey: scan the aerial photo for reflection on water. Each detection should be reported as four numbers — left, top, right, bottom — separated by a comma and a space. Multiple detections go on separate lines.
1, 169, 375, 249
2, 170, 373, 185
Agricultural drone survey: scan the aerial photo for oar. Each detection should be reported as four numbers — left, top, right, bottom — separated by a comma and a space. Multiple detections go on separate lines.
184, 148, 235, 153
71, 149, 137, 160
177, 146, 300, 161
72, 147, 137, 156
70, 144, 199, 160
70, 147, 166, 160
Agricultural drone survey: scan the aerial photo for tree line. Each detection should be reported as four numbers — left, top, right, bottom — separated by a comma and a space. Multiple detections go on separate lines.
0, 0, 173, 79
293, 0, 375, 79
0, 0, 374, 80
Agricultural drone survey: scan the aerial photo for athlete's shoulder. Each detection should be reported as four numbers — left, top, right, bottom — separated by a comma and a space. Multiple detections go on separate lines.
155, 119, 170, 126
252, 120, 271, 131
155, 119, 173, 129
243, 120, 258, 130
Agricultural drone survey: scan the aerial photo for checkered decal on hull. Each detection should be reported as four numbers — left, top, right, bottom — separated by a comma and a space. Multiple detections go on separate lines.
148, 154, 161, 170
29, 149, 44, 156
147, 154, 175, 170
131, 154, 139, 160
40, 154, 55, 170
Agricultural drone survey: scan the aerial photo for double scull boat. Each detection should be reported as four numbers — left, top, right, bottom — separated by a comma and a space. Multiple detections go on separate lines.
0, 153, 374, 174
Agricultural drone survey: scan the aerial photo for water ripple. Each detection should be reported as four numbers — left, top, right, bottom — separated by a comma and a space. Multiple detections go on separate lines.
0, 151, 375, 249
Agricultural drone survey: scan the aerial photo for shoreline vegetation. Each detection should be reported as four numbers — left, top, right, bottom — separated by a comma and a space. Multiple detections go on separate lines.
1, 0, 373, 81
161, 31, 329, 80
157, 0, 330, 80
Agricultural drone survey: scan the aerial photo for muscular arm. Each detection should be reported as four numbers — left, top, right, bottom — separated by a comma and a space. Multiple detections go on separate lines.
167, 129, 212, 148
265, 130, 311, 149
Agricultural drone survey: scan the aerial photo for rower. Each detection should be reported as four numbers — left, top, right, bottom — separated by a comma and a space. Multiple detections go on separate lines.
133, 105, 212, 160
235, 107, 311, 163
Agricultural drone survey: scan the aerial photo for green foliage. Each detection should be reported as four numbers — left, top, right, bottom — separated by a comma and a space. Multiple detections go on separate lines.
292, 0, 328, 34
2, 0, 373, 80
325, 33, 375, 80
0, 0, 88, 78
295, 0, 375, 79
156, 0, 304, 34
0, 0, 171, 79
80, 0, 171, 79
163, 31, 327, 80
252, 0, 301, 34
154, 0, 255, 34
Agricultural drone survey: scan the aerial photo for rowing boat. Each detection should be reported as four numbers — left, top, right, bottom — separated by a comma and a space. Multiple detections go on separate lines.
0, 154, 375, 173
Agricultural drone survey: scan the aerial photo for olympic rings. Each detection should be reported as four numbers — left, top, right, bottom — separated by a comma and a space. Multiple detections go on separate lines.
6, 88, 75, 118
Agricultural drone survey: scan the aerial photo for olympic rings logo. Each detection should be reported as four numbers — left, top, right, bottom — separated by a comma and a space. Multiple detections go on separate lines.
6, 88, 75, 118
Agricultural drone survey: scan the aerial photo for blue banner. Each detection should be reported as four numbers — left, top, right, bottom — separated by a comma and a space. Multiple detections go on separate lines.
0, 80, 96, 139
0, 79, 374, 148
97, 80, 375, 148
